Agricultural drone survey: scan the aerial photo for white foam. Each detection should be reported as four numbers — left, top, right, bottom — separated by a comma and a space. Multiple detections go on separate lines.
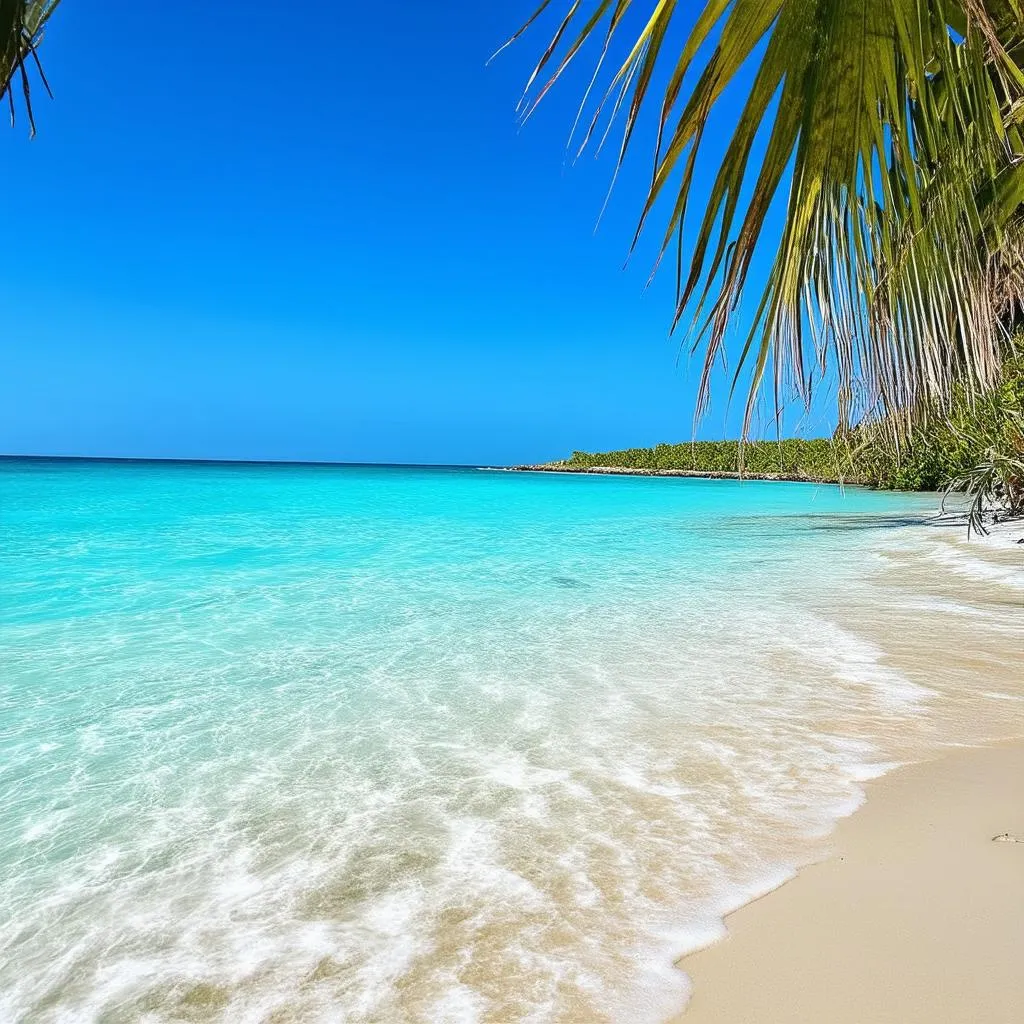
428, 983, 487, 1024
795, 613, 933, 704
922, 537, 1024, 590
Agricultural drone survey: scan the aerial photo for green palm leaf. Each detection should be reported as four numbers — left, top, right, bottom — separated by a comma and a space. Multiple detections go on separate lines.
508, 0, 1024, 435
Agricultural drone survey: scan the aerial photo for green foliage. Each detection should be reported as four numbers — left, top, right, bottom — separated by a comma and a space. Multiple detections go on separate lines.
853, 356, 1024, 500
852, 427, 977, 491
559, 358, 1024, 510
942, 357, 1024, 533
562, 438, 853, 481
946, 413, 1024, 534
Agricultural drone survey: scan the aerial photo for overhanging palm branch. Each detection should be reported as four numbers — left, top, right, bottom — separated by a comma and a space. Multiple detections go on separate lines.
1, 0, 61, 135
506, 1, 1024, 435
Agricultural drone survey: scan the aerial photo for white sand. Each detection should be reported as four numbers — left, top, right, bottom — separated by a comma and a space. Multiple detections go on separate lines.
675, 741, 1024, 1023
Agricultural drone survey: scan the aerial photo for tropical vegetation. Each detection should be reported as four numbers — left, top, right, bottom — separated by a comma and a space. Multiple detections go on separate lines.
506, 0, 1024, 525
550, 353, 1024, 529
557, 438, 850, 479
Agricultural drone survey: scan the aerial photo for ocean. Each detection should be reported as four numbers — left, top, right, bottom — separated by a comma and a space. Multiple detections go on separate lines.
2, 458, 1021, 1022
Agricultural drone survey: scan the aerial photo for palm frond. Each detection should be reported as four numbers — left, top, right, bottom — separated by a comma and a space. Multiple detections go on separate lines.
1, 0, 61, 136
508, 1, 1024, 436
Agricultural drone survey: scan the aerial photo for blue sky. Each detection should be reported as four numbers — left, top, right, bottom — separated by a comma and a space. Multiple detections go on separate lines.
0, 1, 830, 465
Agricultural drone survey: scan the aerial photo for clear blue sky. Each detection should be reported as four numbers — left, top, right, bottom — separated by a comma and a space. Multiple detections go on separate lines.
0, 1, 833, 465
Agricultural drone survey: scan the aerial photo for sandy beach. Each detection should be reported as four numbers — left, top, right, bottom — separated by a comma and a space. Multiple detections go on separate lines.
675, 739, 1024, 1023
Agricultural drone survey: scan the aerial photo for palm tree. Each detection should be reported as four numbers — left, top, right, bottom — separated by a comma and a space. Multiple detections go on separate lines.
1, 1, 61, 135
503, 1, 1024, 438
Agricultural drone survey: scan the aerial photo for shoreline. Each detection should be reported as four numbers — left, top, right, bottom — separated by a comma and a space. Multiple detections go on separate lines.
671, 739, 1024, 1023
511, 464, 865, 484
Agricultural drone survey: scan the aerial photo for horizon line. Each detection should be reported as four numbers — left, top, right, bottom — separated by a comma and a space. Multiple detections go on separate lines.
0, 454, 497, 471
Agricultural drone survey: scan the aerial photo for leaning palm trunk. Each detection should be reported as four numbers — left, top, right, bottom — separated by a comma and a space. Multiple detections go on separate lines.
505, 0, 1024, 437
1, 1, 60, 134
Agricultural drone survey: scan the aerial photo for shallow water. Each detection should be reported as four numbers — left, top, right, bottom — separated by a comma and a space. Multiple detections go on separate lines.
1, 459, 1020, 1022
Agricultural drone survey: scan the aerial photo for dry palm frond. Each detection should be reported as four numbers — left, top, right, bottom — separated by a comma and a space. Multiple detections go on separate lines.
506, 1, 1024, 436
1, 1, 61, 136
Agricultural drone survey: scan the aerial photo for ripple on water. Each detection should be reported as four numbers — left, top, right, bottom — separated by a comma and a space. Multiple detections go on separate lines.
1, 461, 1020, 1023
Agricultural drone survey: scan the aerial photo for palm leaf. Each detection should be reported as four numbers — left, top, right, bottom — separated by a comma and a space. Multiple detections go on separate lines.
1, 0, 61, 136
508, 1, 1024, 436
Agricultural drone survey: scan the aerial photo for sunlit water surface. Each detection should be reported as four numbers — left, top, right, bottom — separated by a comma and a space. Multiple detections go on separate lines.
2, 460, 1021, 1023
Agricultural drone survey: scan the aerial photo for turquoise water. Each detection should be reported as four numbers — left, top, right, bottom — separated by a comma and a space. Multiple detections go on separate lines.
0, 459, 1016, 1022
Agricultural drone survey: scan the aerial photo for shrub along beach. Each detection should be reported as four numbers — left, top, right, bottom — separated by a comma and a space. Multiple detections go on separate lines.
527, 439, 854, 482
522, 356, 1024, 529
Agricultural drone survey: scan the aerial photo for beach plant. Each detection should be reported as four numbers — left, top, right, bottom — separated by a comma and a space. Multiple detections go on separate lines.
941, 354, 1024, 531
943, 413, 1024, 532
1, 1, 61, 135
502, 1, 1024, 441
561, 356, 1024, 514
853, 351, 1024, 513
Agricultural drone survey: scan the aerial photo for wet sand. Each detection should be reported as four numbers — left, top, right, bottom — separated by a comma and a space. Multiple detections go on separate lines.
674, 740, 1024, 1023
672, 520, 1024, 1023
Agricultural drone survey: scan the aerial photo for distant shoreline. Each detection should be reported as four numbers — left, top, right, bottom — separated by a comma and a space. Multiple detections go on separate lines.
509, 464, 858, 485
